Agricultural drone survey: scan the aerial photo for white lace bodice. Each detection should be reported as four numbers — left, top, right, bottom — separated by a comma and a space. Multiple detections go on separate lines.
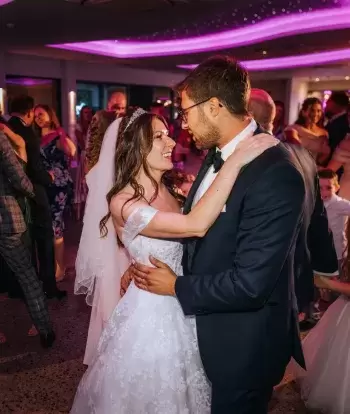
122, 205, 184, 275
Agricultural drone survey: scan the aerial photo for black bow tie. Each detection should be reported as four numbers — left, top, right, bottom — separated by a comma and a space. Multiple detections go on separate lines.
206, 150, 224, 173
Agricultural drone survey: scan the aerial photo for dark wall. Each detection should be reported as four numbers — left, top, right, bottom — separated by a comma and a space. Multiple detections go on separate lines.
128, 85, 154, 110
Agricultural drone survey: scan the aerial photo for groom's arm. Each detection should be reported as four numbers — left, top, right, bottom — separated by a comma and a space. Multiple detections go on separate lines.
175, 161, 305, 315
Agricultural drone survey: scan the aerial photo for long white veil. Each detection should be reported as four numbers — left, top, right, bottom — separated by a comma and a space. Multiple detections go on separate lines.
74, 117, 130, 319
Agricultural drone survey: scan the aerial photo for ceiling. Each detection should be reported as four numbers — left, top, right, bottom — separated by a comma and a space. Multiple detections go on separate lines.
1, 0, 350, 72
0, 0, 240, 46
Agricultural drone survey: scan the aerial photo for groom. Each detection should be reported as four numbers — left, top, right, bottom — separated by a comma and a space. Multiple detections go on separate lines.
131, 56, 306, 413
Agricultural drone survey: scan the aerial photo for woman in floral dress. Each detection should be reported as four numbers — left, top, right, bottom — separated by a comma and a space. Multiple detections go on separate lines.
34, 105, 76, 282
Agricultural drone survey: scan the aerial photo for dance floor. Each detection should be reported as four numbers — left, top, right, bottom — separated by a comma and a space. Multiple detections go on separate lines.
0, 218, 308, 414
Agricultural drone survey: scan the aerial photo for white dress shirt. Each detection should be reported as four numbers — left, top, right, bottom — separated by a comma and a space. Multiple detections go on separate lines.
324, 194, 350, 260
192, 119, 257, 207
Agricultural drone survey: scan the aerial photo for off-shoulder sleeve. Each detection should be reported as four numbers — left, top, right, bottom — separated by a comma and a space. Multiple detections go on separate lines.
122, 206, 158, 248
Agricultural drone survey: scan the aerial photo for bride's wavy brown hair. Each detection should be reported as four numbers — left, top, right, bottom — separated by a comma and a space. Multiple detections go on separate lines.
99, 107, 185, 238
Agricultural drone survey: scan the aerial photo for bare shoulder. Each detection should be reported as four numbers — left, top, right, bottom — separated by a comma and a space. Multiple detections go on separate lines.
109, 191, 132, 217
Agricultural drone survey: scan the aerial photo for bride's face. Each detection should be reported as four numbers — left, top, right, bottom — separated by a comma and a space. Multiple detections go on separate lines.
146, 118, 175, 172
303, 103, 323, 125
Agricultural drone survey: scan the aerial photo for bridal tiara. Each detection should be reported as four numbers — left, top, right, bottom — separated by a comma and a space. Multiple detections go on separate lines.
123, 108, 147, 132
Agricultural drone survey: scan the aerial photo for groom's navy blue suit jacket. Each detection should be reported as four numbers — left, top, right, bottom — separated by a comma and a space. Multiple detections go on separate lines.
176, 127, 306, 389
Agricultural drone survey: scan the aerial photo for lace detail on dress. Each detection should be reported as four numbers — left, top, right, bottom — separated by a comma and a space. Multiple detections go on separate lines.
122, 205, 158, 248
71, 205, 211, 413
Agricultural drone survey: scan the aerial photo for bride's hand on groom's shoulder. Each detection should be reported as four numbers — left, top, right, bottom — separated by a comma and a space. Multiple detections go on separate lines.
232, 134, 279, 167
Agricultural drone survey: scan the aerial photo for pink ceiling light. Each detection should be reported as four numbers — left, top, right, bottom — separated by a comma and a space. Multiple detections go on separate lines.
0, 0, 14, 5
48, 6, 350, 58
177, 48, 350, 71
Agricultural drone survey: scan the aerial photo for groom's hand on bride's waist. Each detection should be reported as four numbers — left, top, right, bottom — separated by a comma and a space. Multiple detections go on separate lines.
133, 257, 177, 296
120, 267, 134, 297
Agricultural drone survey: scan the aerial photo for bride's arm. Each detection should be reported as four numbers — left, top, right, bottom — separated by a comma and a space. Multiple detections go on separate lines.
111, 134, 278, 239
0, 123, 27, 162
315, 275, 350, 296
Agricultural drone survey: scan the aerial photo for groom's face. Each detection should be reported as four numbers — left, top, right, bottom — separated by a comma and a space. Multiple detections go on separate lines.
180, 91, 221, 150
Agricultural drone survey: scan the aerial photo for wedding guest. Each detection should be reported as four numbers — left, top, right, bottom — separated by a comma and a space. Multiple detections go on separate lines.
0, 119, 29, 300
319, 169, 350, 276
285, 97, 330, 166
297, 234, 350, 413
248, 88, 276, 133
325, 91, 350, 159
85, 110, 116, 173
0, 130, 55, 347
107, 91, 127, 117
8, 96, 66, 299
74, 105, 92, 220
34, 104, 76, 282
273, 100, 286, 140
248, 89, 338, 328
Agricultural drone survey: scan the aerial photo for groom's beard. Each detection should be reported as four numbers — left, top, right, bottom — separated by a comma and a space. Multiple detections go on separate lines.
193, 113, 221, 150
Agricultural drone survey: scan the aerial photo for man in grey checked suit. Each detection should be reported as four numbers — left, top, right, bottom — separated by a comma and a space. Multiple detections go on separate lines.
0, 130, 55, 347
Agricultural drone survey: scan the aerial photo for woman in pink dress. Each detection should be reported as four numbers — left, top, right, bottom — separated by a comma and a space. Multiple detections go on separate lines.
285, 97, 330, 166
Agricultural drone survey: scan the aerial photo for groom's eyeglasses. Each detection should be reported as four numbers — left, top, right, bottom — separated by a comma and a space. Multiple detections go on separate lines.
178, 98, 211, 123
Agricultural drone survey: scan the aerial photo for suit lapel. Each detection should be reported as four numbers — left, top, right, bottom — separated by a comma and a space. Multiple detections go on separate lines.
183, 148, 215, 214
182, 148, 215, 273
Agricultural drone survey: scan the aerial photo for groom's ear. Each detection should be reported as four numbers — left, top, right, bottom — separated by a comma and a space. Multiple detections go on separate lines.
208, 98, 222, 118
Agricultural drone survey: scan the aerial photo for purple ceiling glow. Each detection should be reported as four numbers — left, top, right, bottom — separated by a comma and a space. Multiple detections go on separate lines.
48, 6, 350, 58
178, 48, 350, 71
0, 0, 14, 5
6, 78, 53, 87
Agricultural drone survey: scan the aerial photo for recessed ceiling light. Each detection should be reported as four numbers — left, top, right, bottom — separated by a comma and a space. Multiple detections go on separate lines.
315, 77, 320, 82
345, 76, 350, 80
262, 50, 267, 55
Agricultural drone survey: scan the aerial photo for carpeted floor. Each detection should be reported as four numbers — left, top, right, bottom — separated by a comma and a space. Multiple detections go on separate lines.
0, 218, 308, 414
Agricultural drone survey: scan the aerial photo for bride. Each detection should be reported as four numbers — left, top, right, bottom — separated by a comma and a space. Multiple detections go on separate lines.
71, 107, 277, 413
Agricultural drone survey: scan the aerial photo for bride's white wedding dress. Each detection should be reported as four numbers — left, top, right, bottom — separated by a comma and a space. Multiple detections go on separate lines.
71, 205, 211, 413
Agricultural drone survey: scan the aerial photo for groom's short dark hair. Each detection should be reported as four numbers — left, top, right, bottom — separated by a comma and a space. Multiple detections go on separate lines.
175, 55, 250, 118
10, 94, 35, 115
